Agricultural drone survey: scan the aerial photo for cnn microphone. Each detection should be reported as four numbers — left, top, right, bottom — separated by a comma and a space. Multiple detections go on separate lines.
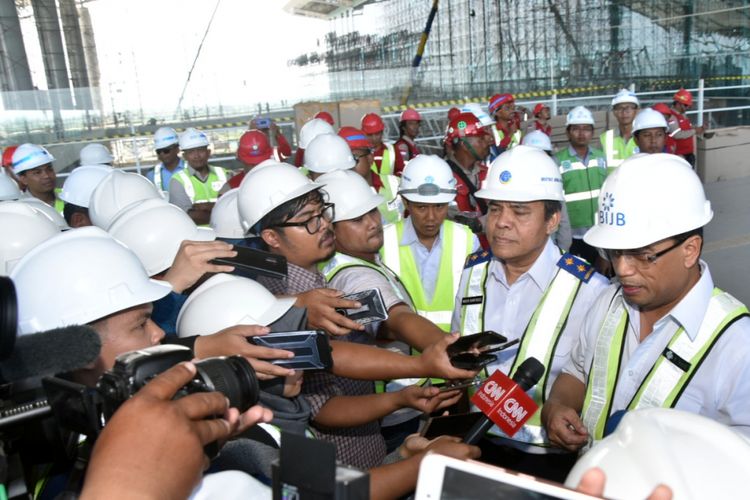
463, 357, 545, 445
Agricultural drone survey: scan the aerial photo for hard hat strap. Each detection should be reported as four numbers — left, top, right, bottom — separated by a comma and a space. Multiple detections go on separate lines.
460, 137, 483, 162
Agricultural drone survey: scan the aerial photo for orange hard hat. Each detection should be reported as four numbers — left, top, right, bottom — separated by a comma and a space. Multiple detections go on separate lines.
533, 103, 548, 116
447, 107, 461, 121
445, 112, 488, 143
361, 113, 385, 134
673, 89, 693, 107
488, 93, 514, 114
400, 108, 422, 122
237, 129, 273, 166
314, 111, 335, 125
338, 126, 373, 150
2, 145, 18, 169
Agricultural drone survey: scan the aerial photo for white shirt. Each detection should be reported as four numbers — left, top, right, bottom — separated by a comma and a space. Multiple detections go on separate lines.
565, 262, 750, 437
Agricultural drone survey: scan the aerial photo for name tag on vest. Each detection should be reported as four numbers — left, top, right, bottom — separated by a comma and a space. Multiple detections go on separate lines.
663, 347, 691, 372
461, 296, 483, 306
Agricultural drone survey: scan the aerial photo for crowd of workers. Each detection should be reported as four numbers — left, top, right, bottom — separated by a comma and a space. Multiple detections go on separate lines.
0, 85, 743, 499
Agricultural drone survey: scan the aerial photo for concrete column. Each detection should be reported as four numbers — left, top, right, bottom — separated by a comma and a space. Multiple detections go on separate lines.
0, 0, 34, 108
31, 0, 73, 108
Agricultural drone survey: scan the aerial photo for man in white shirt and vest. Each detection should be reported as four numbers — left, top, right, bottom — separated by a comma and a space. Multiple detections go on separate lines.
542, 154, 750, 452
600, 89, 639, 170
147, 127, 185, 197
380, 155, 479, 332
451, 145, 609, 481
169, 127, 230, 226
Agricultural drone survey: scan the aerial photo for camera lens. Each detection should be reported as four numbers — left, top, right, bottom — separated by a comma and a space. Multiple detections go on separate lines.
194, 356, 260, 412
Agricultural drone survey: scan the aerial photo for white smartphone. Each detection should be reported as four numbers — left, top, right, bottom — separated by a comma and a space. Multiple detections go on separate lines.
415, 454, 599, 500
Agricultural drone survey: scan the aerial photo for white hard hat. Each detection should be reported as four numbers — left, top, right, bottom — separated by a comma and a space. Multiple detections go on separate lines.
584, 153, 712, 250
475, 145, 564, 202
0, 172, 22, 201
305, 134, 355, 173
12, 143, 55, 175
298, 118, 335, 149
210, 188, 245, 239
79, 143, 114, 165
0, 201, 59, 275
317, 169, 383, 222
399, 155, 457, 204
632, 108, 668, 134
566, 408, 750, 500
108, 198, 215, 276
10, 226, 172, 335
89, 170, 162, 229
59, 165, 113, 208
17, 197, 69, 230
565, 106, 595, 126
179, 127, 210, 150
237, 162, 323, 231
611, 88, 640, 107
460, 102, 495, 127
154, 126, 179, 150
176, 273, 296, 337
521, 130, 553, 152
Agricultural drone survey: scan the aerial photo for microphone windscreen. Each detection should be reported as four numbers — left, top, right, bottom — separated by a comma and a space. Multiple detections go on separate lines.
0, 325, 102, 383
511, 357, 545, 391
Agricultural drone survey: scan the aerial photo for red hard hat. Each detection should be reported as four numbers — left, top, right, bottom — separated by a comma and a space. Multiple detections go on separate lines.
400, 108, 422, 122
447, 107, 461, 121
673, 88, 693, 107
488, 93, 514, 115
338, 126, 373, 150
2, 145, 18, 169
361, 113, 385, 134
445, 112, 488, 143
237, 129, 273, 166
314, 111, 335, 125
652, 103, 672, 116
533, 103, 548, 116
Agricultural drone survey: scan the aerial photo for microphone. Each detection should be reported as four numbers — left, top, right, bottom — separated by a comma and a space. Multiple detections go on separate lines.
0, 325, 102, 383
463, 357, 545, 445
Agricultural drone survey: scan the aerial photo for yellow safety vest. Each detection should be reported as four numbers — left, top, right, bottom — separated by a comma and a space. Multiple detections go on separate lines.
53, 188, 64, 214
172, 165, 228, 203
582, 288, 749, 443
600, 129, 637, 172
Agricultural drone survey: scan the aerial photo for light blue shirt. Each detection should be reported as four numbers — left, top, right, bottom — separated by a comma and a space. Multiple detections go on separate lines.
147, 159, 185, 191
566, 262, 750, 437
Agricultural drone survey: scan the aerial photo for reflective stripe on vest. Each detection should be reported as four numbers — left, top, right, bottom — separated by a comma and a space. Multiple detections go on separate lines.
172, 166, 228, 203
154, 159, 185, 192
491, 127, 503, 148
377, 174, 403, 224
54, 188, 64, 214
565, 189, 601, 203
582, 288, 750, 443
601, 129, 637, 170
380, 220, 473, 332
556, 149, 608, 230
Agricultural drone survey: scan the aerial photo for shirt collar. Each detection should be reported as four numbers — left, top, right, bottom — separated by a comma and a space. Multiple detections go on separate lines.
186, 164, 212, 179
660, 261, 714, 341
567, 145, 591, 162
488, 238, 560, 291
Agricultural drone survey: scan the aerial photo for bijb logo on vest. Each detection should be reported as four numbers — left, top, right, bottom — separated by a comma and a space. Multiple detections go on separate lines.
470, 369, 538, 437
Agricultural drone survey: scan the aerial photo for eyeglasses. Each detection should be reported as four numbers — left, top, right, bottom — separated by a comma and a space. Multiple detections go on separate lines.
156, 146, 176, 155
353, 150, 372, 162
605, 236, 688, 266
273, 203, 335, 235
613, 105, 637, 113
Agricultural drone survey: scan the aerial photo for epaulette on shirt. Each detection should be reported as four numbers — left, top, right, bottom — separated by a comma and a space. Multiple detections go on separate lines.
464, 249, 492, 269
557, 253, 595, 283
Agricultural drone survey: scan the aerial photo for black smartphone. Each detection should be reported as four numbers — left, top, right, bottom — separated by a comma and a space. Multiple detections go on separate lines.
437, 378, 482, 393
447, 331, 508, 357
250, 330, 333, 371
335, 289, 388, 325
211, 246, 287, 280
420, 412, 485, 440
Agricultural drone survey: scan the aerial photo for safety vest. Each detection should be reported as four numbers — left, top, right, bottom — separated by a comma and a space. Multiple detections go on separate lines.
458, 250, 593, 445
600, 129, 637, 171
492, 125, 522, 150
581, 288, 750, 443
172, 166, 228, 204
53, 188, 64, 214
380, 220, 474, 331
153, 159, 185, 191
555, 148, 608, 230
377, 175, 403, 224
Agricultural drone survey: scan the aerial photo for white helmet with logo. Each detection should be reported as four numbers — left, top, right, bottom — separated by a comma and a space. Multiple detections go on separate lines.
0, 201, 59, 275
108, 198, 215, 276
10, 227, 172, 334
632, 108, 669, 134
0, 172, 21, 201
79, 143, 114, 165
179, 127, 210, 150
584, 153, 712, 250
12, 143, 55, 175
475, 145, 564, 202
298, 118, 335, 150
238, 162, 323, 231
611, 88, 640, 107
89, 170, 163, 229
460, 102, 495, 127
154, 127, 179, 150
59, 165, 113, 208
17, 197, 69, 230
317, 169, 383, 222
305, 134, 355, 173
210, 188, 245, 239
399, 155, 457, 204
521, 130, 553, 152
176, 273, 296, 337
565, 106, 595, 126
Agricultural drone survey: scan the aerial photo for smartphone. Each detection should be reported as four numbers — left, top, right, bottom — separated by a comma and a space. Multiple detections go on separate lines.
447, 331, 509, 357
335, 289, 388, 325
415, 454, 599, 500
420, 412, 485, 440
211, 246, 288, 280
250, 330, 333, 371
437, 378, 483, 393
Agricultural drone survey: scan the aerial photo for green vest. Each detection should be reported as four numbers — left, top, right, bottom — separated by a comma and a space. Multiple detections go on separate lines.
380, 219, 474, 331
172, 166, 228, 203
581, 288, 749, 444
53, 188, 64, 214
555, 148, 608, 230
600, 129, 637, 171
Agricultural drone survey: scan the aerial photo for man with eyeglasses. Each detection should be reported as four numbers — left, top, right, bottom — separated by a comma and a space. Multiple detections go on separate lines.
600, 89, 639, 170
147, 127, 185, 197
542, 154, 750, 451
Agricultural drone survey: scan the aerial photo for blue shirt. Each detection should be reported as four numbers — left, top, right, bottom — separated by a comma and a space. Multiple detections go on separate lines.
147, 159, 185, 191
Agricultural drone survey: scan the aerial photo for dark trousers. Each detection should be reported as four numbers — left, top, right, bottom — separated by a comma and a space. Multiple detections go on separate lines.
477, 439, 578, 484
